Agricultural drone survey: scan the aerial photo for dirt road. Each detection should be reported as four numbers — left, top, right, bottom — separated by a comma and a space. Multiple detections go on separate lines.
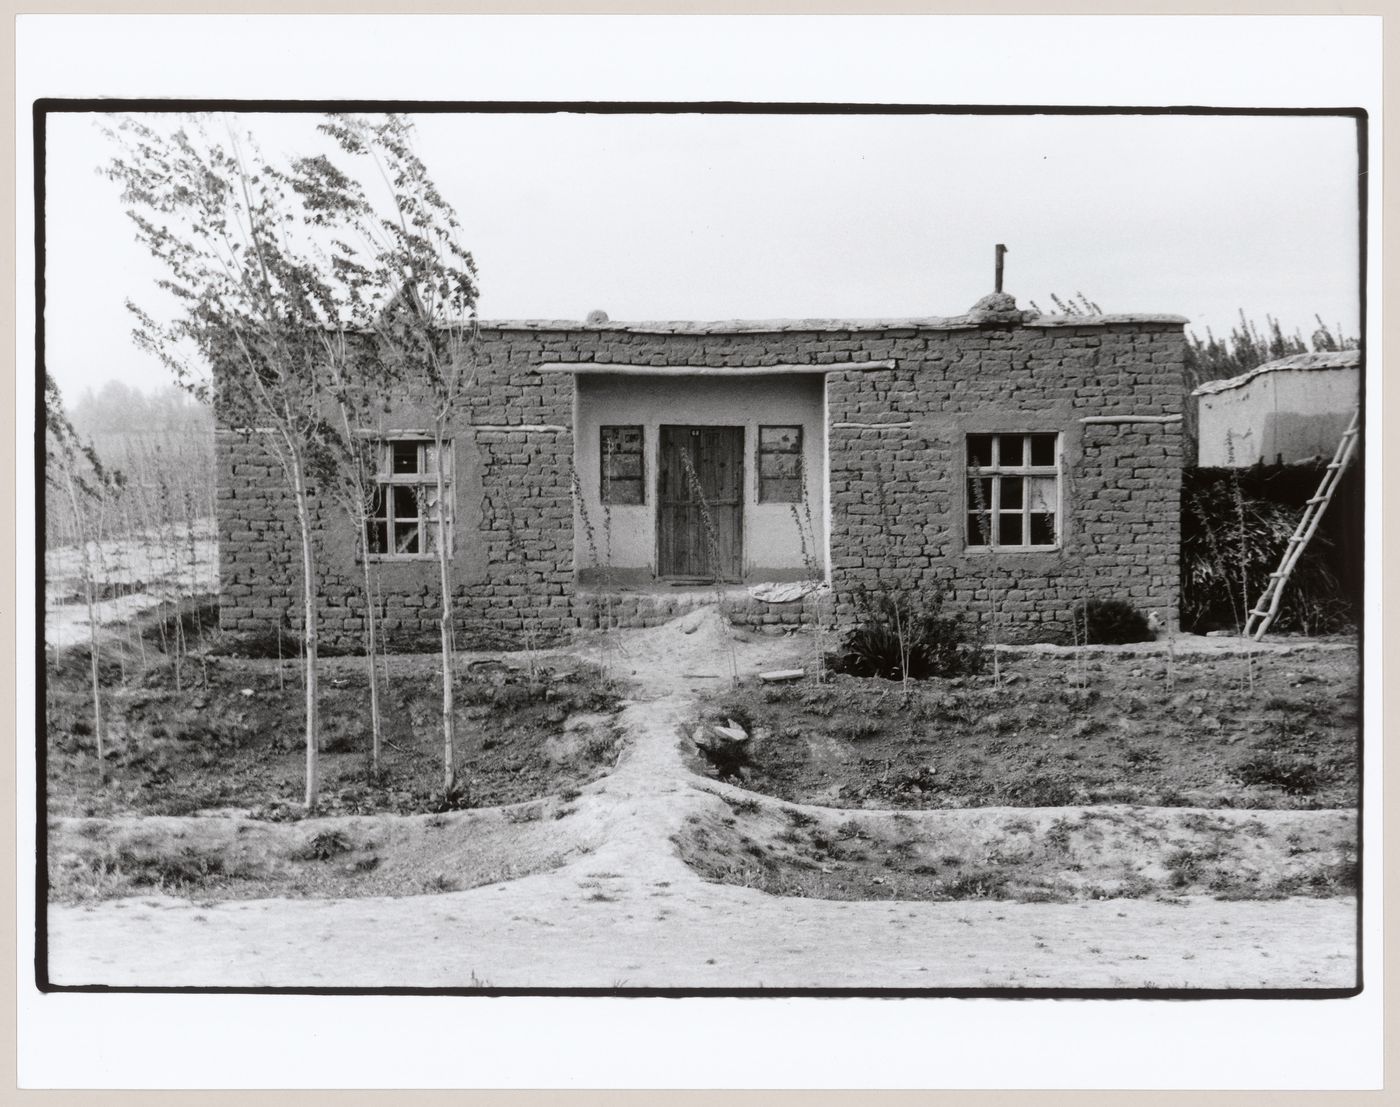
46, 614, 1359, 991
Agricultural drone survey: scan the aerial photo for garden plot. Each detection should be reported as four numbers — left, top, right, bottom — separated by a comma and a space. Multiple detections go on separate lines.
688, 645, 1359, 811
46, 649, 625, 823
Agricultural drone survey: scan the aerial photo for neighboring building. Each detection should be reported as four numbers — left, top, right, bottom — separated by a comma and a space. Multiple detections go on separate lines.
1193, 349, 1361, 468
215, 292, 1187, 647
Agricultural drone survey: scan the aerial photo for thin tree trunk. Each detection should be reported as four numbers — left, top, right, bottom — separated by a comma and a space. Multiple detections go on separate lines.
290, 455, 320, 811
61, 461, 104, 779
435, 426, 455, 795
359, 525, 382, 776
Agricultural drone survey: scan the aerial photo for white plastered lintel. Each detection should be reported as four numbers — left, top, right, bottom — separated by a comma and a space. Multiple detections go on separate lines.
1079, 415, 1183, 424
533, 360, 895, 376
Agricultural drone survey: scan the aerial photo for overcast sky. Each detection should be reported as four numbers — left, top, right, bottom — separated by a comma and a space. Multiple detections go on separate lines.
43, 109, 1361, 400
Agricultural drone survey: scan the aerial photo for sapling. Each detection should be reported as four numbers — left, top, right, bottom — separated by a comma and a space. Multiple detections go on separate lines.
868, 458, 915, 696
571, 468, 622, 676
45, 373, 124, 781
967, 462, 1003, 690
305, 112, 482, 800
319, 330, 390, 776
106, 113, 350, 809
1224, 431, 1256, 693
787, 454, 829, 682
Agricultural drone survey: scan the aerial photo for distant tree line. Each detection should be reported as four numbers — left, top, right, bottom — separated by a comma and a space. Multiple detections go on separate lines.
1185, 311, 1358, 391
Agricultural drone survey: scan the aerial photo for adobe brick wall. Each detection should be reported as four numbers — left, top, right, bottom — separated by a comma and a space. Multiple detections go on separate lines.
216, 309, 1185, 649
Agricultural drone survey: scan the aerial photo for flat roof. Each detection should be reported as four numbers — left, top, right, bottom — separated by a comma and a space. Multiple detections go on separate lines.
474, 313, 1190, 335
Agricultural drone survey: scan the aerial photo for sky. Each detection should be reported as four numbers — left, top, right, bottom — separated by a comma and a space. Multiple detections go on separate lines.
43, 109, 1361, 400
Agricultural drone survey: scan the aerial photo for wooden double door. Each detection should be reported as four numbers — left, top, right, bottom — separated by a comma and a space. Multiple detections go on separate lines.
657, 425, 744, 582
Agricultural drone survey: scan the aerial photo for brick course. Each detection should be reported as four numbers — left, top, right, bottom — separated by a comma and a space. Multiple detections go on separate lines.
216, 309, 1186, 648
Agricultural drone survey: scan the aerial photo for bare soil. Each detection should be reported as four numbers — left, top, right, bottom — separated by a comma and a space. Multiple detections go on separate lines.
48, 800, 595, 904
46, 649, 624, 821
44, 611, 1361, 990
689, 646, 1358, 810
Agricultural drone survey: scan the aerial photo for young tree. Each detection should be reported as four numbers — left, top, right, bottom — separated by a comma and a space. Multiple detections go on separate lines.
105, 114, 345, 811
45, 373, 125, 779
295, 114, 480, 798
317, 332, 389, 777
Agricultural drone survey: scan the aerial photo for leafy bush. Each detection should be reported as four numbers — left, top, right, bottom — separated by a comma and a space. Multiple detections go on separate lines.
1181, 466, 1359, 635
1234, 751, 1323, 795
1072, 599, 1153, 645
827, 586, 983, 681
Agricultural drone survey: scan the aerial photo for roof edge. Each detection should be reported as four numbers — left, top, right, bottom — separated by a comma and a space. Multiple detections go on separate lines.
473, 313, 1189, 335
1191, 349, 1362, 397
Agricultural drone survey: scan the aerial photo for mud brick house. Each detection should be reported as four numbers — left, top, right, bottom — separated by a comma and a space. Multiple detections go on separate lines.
1193, 349, 1360, 467
215, 292, 1187, 648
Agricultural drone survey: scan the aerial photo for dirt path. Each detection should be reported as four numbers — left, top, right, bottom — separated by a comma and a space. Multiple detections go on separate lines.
46, 613, 1359, 990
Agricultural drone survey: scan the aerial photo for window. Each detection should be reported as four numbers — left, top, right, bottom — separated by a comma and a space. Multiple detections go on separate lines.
367, 438, 452, 558
965, 432, 1059, 549
758, 425, 804, 503
600, 425, 645, 505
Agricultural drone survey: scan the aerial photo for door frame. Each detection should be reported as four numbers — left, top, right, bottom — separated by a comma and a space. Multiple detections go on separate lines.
655, 423, 746, 583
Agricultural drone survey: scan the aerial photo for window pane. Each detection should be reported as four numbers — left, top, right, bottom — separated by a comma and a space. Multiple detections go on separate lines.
1000, 513, 1023, 546
608, 478, 644, 506
369, 486, 387, 521
760, 452, 802, 480
603, 425, 643, 453
999, 434, 1024, 467
366, 521, 388, 554
967, 511, 993, 545
966, 476, 993, 512
393, 485, 419, 520
1030, 433, 1057, 467
1030, 512, 1056, 546
759, 425, 803, 453
391, 441, 419, 474
423, 483, 448, 524
423, 443, 450, 477
1027, 475, 1056, 514
394, 523, 420, 554
761, 477, 802, 503
967, 434, 993, 467
608, 453, 644, 480
1000, 476, 1024, 509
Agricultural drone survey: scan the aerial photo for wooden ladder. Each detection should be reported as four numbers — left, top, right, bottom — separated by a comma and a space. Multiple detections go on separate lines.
1244, 407, 1361, 641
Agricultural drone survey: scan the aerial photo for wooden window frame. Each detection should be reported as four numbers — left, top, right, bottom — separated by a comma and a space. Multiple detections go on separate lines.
965, 432, 1061, 551
757, 424, 805, 504
366, 437, 453, 562
600, 425, 646, 506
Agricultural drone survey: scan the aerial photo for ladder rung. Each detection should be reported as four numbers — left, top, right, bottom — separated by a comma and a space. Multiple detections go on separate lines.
1269, 571, 1288, 578
1327, 462, 1345, 470
1306, 496, 1328, 504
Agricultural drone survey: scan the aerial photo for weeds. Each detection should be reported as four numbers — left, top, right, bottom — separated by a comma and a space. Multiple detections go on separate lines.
289, 829, 353, 862
676, 447, 739, 687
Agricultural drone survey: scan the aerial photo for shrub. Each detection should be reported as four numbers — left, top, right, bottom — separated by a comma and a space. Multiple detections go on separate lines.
1072, 599, 1153, 645
290, 829, 352, 861
828, 586, 983, 681
1234, 751, 1323, 795
1181, 465, 1359, 635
